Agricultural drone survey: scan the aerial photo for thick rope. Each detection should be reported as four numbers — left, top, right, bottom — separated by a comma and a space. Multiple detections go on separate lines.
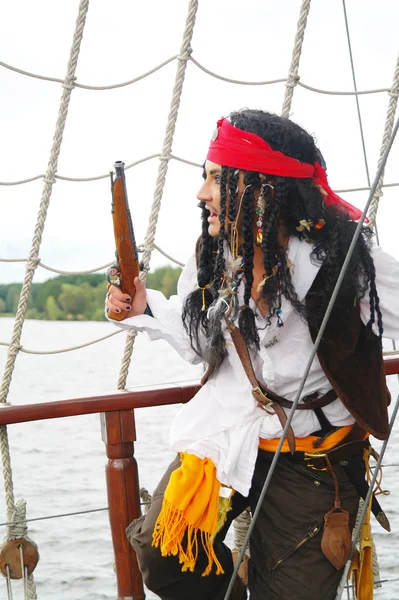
139, 0, 198, 272
0, 2, 90, 597
281, 0, 312, 118
0, 500, 38, 599
0, 0, 90, 402
116, 0, 199, 390
367, 53, 399, 230
117, 329, 137, 390
232, 507, 251, 557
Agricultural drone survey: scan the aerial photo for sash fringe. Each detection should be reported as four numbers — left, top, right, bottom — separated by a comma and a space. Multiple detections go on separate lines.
152, 497, 225, 576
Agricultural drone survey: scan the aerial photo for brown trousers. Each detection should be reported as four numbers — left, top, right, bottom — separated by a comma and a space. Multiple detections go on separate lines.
127, 450, 360, 600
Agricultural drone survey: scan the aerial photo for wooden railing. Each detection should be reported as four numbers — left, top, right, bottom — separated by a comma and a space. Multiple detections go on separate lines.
0, 384, 199, 600
0, 356, 397, 599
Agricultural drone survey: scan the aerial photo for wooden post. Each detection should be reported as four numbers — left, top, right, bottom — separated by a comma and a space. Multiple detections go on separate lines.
101, 409, 145, 600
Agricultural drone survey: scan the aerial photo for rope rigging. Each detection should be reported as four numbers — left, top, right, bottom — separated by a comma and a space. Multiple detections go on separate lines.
0, 0, 91, 596
0, 0, 398, 597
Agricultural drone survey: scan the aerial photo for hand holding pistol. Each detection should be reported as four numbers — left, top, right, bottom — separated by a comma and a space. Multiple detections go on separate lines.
106, 161, 146, 320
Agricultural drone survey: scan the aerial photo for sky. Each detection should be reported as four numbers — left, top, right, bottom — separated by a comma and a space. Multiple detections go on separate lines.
0, 0, 398, 283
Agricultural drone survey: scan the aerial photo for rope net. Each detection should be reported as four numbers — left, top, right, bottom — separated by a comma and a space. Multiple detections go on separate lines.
0, 0, 398, 598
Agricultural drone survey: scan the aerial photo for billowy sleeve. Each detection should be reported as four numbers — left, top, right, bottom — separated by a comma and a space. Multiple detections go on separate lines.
360, 246, 399, 340
107, 254, 203, 364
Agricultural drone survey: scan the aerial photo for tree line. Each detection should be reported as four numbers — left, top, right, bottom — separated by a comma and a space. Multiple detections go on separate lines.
0, 265, 183, 321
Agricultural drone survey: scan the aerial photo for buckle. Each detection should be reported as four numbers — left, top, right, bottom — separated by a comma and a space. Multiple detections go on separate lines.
252, 386, 273, 406
304, 451, 329, 471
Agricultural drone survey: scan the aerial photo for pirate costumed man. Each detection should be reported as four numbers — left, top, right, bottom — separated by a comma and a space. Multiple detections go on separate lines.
106, 109, 399, 600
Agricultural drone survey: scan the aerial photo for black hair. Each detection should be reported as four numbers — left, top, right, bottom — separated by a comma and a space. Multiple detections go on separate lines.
182, 109, 382, 371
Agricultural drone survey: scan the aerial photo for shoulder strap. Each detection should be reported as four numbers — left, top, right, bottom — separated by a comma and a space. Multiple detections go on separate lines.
225, 318, 296, 455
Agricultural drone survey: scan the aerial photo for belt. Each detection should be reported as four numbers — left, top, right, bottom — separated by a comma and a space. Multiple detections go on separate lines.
260, 387, 338, 411
289, 438, 390, 532
299, 439, 369, 470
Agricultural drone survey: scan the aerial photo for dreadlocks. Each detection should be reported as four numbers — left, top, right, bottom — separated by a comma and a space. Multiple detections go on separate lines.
182, 109, 382, 372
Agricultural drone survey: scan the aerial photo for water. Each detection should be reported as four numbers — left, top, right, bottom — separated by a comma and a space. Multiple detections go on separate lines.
0, 318, 398, 599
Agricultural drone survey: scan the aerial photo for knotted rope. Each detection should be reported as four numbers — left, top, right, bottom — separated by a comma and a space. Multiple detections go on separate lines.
367, 52, 399, 230
281, 0, 312, 118
116, 0, 199, 390
0, 1, 90, 596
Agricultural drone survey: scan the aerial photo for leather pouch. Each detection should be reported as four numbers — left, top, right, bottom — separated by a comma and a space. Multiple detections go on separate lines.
321, 507, 351, 570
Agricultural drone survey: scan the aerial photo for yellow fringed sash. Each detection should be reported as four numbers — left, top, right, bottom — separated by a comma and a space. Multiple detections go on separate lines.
153, 427, 372, 577
152, 452, 233, 576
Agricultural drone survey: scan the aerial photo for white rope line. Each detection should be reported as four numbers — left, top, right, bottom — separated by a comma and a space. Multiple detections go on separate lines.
281, 0, 312, 118
0, 55, 176, 89
0, 0, 90, 405
3, 159, 399, 189
2, 167, 399, 191
5, 564, 13, 600
189, 56, 287, 86
0, 4, 90, 597
297, 80, 398, 97
138, 244, 185, 267
0, 328, 397, 361
334, 181, 399, 193
0, 329, 123, 355
0, 241, 185, 273
116, 0, 199, 391
2, 53, 398, 96
75, 56, 178, 90
367, 52, 399, 229
19, 544, 26, 599
0, 153, 201, 186
0, 257, 114, 275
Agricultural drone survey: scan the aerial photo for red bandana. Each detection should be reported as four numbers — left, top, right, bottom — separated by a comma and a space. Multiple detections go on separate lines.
207, 118, 365, 222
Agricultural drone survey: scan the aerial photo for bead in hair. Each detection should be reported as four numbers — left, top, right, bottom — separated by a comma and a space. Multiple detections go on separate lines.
255, 182, 274, 246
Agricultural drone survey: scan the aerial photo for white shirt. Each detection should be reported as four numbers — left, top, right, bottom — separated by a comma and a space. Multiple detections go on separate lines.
110, 238, 399, 496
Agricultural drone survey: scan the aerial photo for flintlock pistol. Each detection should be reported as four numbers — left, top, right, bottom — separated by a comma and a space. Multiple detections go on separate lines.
107, 161, 139, 321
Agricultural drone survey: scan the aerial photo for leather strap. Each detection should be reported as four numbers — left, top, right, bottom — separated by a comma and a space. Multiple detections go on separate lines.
258, 387, 337, 410
226, 319, 296, 455
226, 320, 337, 406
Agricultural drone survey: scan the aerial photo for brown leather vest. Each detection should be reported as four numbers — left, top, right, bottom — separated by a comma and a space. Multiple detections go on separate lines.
306, 266, 390, 440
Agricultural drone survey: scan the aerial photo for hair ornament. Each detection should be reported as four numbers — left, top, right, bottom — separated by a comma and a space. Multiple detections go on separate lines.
255, 182, 274, 246
231, 184, 251, 257
256, 264, 279, 292
296, 219, 313, 232
276, 303, 284, 328
226, 255, 244, 277
199, 284, 212, 311
296, 218, 325, 233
